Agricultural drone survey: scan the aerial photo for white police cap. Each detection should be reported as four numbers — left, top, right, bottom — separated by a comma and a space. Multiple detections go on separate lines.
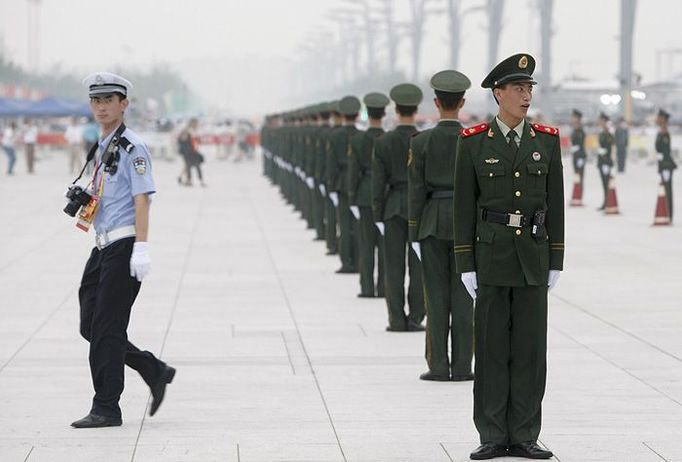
82, 72, 133, 97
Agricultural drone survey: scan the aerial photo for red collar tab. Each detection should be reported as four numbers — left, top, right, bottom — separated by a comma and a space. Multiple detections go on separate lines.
532, 123, 560, 136
460, 123, 489, 138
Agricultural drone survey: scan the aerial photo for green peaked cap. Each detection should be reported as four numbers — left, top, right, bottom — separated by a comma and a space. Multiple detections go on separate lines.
430, 70, 471, 93
481, 53, 537, 89
363, 92, 390, 109
389, 83, 423, 106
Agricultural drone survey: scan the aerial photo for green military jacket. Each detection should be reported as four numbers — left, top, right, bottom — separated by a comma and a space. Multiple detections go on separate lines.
655, 130, 678, 172
313, 124, 332, 183
326, 125, 359, 193
348, 127, 384, 207
408, 120, 462, 242
372, 125, 418, 221
570, 126, 586, 169
453, 119, 565, 287
597, 129, 614, 168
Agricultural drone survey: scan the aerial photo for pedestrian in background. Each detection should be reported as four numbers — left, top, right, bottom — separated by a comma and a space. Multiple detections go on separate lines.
23, 119, 38, 174
65, 117, 84, 174
2, 121, 17, 175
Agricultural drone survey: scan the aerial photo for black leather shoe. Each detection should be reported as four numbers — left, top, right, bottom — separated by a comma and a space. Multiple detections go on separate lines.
335, 267, 355, 274
508, 441, 553, 459
385, 325, 407, 332
407, 320, 425, 332
71, 413, 122, 428
325, 250, 338, 256
451, 373, 474, 381
357, 293, 375, 298
470, 443, 508, 460
419, 371, 451, 381
150, 365, 176, 417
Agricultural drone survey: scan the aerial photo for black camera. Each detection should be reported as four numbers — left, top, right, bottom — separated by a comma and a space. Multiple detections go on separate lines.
64, 185, 92, 217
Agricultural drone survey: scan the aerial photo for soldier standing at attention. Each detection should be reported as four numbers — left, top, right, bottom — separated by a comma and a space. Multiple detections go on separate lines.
373, 84, 425, 332
596, 112, 614, 211
615, 117, 629, 173
408, 70, 474, 381
569, 109, 586, 205
348, 93, 389, 298
327, 96, 361, 273
324, 102, 341, 256
453, 54, 564, 460
656, 109, 677, 222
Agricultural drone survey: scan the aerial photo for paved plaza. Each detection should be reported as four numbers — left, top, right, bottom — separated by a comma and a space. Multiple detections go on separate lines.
0, 148, 680, 462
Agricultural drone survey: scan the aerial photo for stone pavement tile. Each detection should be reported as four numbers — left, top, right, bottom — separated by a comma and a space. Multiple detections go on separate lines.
342, 442, 454, 462
26, 444, 135, 462
539, 436, 670, 462
132, 440, 239, 462
237, 443, 343, 462
0, 443, 33, 462
641, 440, 682, 462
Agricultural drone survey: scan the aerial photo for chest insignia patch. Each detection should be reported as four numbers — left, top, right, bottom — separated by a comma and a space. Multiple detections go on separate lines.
532, 152, 542, 161
133, 157, 147, 175
484, 158, 499, 164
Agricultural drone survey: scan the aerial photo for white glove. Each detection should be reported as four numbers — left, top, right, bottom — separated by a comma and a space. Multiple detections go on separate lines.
350, 205, 360, 219
662, 169, 672, 182
329, 192, 339, 207
597, 147, 607, 155
375, 222, 385, 236
576, 158, 585, 168
570, 145, 580, 154
306, 177, 315, 189
411, 242, 421, 261
130, 241, 151, 282
601, 165, 610, 176
461, 271, 478, 300
548, 270, 561, 291
319, 184, 327, 196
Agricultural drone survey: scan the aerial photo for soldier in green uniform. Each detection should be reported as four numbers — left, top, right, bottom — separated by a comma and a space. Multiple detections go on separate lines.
324, 102, 341, 255
311, 103, 331, 241
408, 70, 474, 381
569, 109, 586, 206
327, 96, 361, 272
373, 84, 425, 332
453, 54, 564, 460
655, 108, 676, 222
596, 112, 614, 211
348, 92, 389, 297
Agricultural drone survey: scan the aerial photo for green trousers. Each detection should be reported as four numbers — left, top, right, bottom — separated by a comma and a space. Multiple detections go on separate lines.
421, 237, 473, 376
324, 195, 337, 253
474, 283, 548, 445
337, 193, 357, 271
357, 206, 383, 296
383, 216, 424, 329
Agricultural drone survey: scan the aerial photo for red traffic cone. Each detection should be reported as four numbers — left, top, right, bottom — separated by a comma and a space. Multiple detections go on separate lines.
604, 176, 620, 215
652, 183, 671, 226
569, 173, 584, 206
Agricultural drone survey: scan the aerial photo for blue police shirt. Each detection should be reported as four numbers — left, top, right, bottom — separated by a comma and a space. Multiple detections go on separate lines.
93, 125, 155, 235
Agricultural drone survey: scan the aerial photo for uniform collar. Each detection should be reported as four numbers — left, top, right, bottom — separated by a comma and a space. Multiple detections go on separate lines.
437, 119, 461, 126
98, 123, 123, 152
495, 117, 524, 139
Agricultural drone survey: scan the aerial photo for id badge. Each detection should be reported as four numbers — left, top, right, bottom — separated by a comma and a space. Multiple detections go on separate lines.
76, 195, 100, 232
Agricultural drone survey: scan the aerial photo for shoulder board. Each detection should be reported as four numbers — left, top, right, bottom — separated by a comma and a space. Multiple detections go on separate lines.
532, 123, 560, 136
118, 136, 135, 153
460, 123, 489, 138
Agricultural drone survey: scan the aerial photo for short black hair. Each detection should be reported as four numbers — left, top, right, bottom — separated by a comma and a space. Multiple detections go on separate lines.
367, 107, 386, 120
320, 112, 331, 120
396, 104, 417, 117
434, 90, 465, 110
344, 114, 358, 121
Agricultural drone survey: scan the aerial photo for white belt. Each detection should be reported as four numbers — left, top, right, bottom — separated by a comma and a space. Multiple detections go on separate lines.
95, 225, 136, 250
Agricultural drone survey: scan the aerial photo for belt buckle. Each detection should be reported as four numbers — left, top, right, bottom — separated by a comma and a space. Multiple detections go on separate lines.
95, 233, 106, 249
507, 214, 523, 228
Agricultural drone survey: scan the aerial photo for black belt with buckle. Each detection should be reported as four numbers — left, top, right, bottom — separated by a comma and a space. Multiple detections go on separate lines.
481, 209, 529, 228
427, 190, 454, 199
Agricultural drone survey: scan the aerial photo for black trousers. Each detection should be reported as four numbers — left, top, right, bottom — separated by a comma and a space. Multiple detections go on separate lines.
78, 237, 164, 418
598, 165, 610, 207
661, 172, 674, 222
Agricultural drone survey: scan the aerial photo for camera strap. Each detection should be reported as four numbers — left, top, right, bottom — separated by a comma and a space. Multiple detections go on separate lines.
70, 123, 127, 185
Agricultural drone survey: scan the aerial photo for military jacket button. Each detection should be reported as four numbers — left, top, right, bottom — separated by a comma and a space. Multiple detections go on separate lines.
515, 191, 521, 197
515, 171, 520, 178
515, 229, 522, 236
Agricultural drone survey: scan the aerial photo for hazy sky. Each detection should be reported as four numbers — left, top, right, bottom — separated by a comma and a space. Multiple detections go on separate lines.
1, 0, 681, 116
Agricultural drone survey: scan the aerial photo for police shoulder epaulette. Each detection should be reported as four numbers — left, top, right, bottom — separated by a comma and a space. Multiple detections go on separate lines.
531, 123, 560, 136
118, 136, 135, 153
460, 123, 489, 138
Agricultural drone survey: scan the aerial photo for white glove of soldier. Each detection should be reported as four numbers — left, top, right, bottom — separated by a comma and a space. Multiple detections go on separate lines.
306, 177, 315, 189
576, 158, 585, 168
662, 169, 672, 183
597, 147, 607, 155
350, 205, 360, 219
329, 192, 339, 207
601, 164, 610, 176
411, 242, 421, 261
319, 184, 327, 196
548, 270, 561, 291
461, 271, 478, 300
130, 242, 151, 282
375, 222, 385, 236
570, 145, 580, 154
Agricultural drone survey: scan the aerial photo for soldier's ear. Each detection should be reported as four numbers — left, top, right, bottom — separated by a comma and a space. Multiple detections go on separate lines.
458, 98, 466, 110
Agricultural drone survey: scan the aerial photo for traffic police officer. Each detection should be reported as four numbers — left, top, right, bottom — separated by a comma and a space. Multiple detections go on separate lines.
408, 70, 474, 381
596, 112, 614, 211
373, 83, 425, 332
453, 54, 564, 459
70, 72, 175, 428
655, 109, 676, 222
348, 92, 389, 297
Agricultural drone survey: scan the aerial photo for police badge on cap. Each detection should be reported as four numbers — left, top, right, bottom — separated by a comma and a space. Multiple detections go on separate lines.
82, 72, 133, 98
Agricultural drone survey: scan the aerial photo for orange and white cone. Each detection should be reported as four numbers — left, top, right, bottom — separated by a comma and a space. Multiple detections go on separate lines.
604, 176, 620, 215
569, 173, 584, 206
652, 183, 671, 226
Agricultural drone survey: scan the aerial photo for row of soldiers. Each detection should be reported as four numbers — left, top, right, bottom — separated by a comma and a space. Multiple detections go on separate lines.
262, 53, 565, 460
569, 108, 677, 220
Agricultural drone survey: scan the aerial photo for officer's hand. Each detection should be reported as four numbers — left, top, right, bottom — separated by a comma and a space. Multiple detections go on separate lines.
306, 177, 315, 189
329, 192, 339, 207
662, 169, 672, 182
601, 165, 610, 176
350, 205, 360, 219
411, 242, 421, 261
576, 158, 585, 168
548, 270, 561, 291
461, 271, 478, 300
130, 241, 151, 282
375, 222, 385, 236
319, 184, 327, 196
